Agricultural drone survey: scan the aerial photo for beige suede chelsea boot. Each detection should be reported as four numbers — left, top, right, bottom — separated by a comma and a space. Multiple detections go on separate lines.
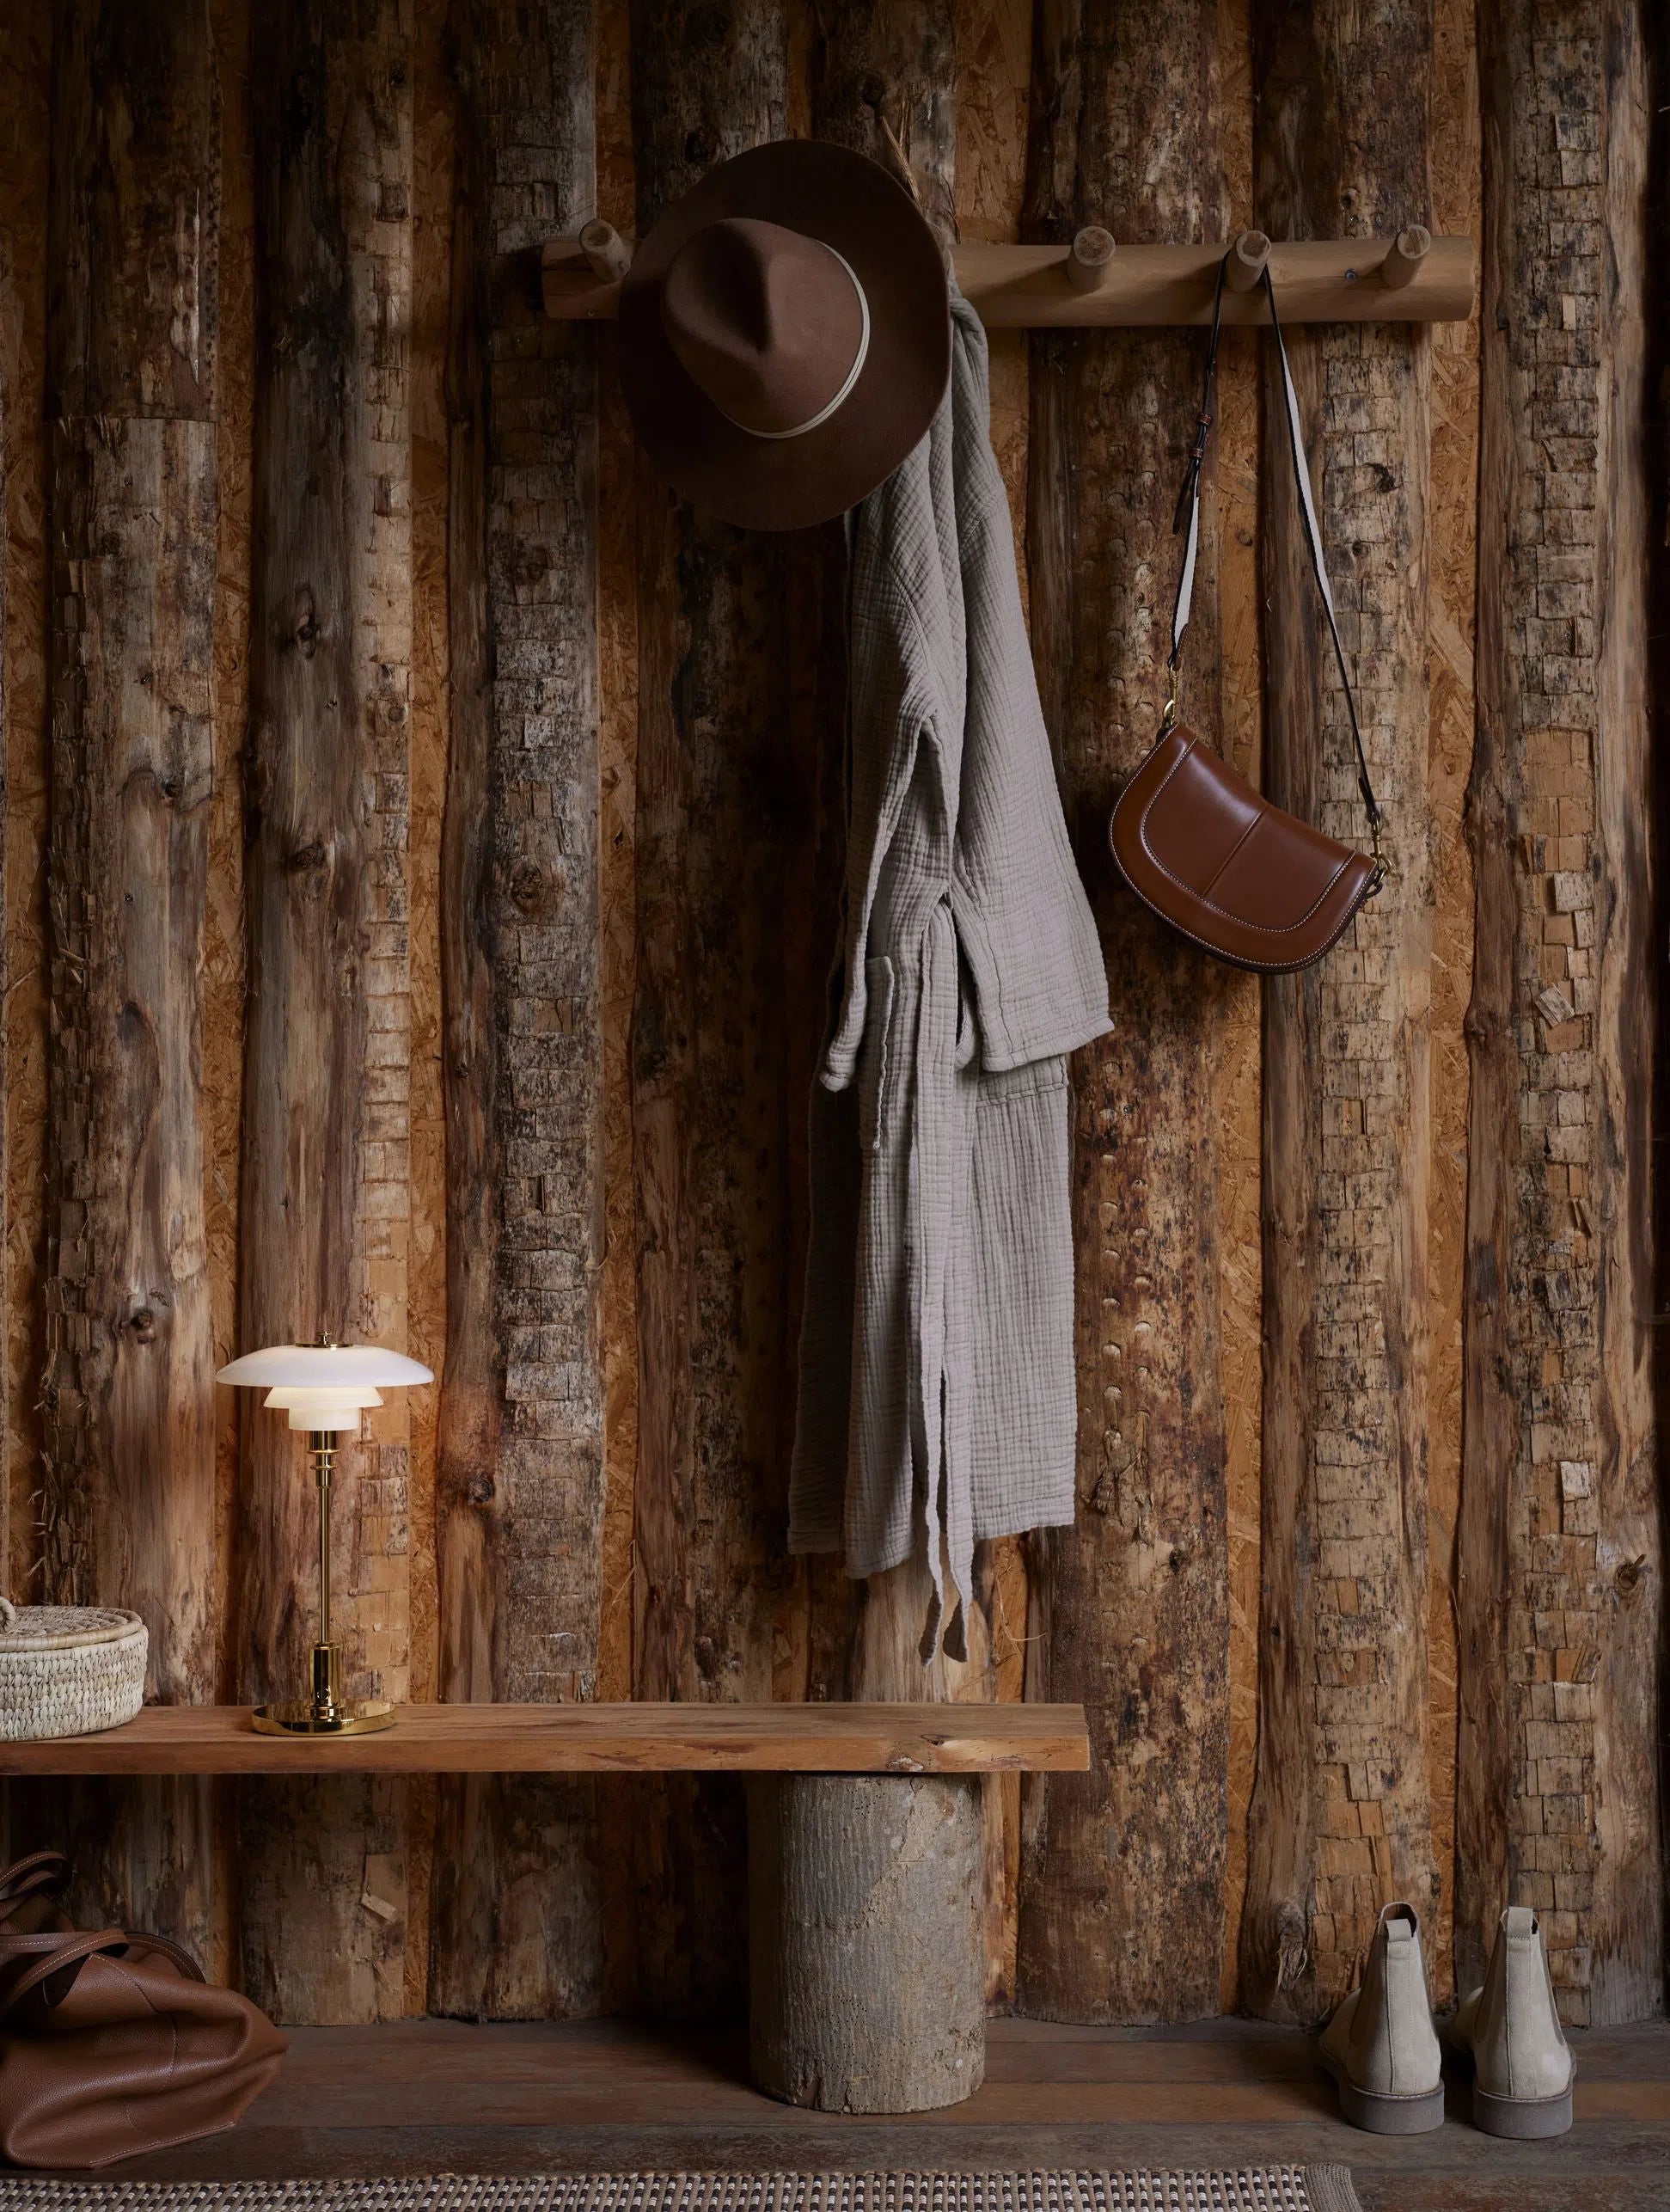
1318, 1902, 1445, 2133
1448, 1906, 1574, 2137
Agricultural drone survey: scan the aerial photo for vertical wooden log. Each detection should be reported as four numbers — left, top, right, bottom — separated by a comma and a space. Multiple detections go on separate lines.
809, 0, 956, 239
1458, 0, 1660, 2025
237, 0, 414, 2025
804, 0, 963, 1713
1239, 0, 1437, 2025
804, 0, 1014, 2006
627, 0, 793, 2016
0, 109, 8, 1686
1015, 0, 1232, 2025
748, 1774, 985, 2112
37, 0, 219, 1954
430, 0, 606, 2021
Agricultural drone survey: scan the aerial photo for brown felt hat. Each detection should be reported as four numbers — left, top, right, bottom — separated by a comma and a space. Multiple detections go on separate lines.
621, 139, 951, 532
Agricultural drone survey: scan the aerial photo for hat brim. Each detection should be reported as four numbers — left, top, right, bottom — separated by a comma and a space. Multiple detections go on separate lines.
621, 141, 951, 533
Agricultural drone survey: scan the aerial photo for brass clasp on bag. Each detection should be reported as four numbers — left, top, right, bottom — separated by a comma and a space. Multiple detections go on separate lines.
1160, 665, 1180, 735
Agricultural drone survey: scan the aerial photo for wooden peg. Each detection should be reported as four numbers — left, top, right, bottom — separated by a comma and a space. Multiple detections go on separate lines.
1379, 223, 1431, 290
1226, 229, 1270, 292
579, 218, 632, 283
1067, 226, 1116, 292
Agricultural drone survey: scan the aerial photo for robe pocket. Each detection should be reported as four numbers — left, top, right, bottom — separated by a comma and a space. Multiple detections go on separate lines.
977, 1057, 1068, 1106
857, 955, 896, 1155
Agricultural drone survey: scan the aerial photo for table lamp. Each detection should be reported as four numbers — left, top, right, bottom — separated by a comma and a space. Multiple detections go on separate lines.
217, 1339, 433, 1736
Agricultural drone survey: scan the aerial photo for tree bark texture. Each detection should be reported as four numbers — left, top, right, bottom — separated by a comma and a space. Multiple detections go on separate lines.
1458, 0, 1661, 2026
804, 0, 1011, 2010
36, 0, 219, 1957
627, 0, 797, 2017
237, 0, 415, 2025
808, 0, 956, 242
1239, 0, 1437, 2026
429, 0, 607, 2024
1015, 0, 1232, 2025
749, 1774, 985, 2113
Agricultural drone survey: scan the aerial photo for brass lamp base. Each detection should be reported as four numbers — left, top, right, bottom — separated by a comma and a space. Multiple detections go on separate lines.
252, 1698, 395, 1737
251, 1639, 396, 1736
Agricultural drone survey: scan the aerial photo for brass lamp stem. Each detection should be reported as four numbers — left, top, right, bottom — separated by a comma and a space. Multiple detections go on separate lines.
250, 1419, 394, 1737
312, 1431, 333, 1656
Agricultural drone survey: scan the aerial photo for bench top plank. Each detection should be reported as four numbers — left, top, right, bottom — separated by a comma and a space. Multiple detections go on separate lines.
0, 1702, 1091, 1777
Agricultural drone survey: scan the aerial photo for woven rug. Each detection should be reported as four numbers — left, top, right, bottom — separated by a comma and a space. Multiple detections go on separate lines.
0, 2176, 1361, 2212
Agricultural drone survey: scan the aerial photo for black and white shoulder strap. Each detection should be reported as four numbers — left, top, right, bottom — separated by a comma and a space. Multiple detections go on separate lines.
1168, 250, 1383, 867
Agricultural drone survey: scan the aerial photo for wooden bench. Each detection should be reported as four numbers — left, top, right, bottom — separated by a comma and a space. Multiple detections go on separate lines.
2, 1700, 1089, 2116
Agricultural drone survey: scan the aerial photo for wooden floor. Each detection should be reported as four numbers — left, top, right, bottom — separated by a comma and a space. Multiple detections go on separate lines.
81, 2015, 1669, 2210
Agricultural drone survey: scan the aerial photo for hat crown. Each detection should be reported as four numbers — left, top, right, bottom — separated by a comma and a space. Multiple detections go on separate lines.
660, 216, 866, 438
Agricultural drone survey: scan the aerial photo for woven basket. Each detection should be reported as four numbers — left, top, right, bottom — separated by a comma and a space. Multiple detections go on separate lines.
0, 1596, 147, 1740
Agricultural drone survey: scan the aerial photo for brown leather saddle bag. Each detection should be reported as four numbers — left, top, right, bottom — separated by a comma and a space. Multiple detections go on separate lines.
0, 1850, 287, 2169
1110, 254, 1385, 973
1110, 723, 1380, 973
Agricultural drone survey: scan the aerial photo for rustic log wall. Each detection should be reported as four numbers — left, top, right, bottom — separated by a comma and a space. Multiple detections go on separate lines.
1457, 0, 1661, 2029
1240, 0, 1437, 2025
1015, 0, 1234, 2027
430, 0, 608, 2025
236, 0, 415, 2024
32, 0, 220, 1960
625, 0, 799, 2017
0, 0, 1663, 2031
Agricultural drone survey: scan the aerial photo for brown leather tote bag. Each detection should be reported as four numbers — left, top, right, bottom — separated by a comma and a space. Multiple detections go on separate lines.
1110, 253, 1386, 971
0, 1850, 286, 2169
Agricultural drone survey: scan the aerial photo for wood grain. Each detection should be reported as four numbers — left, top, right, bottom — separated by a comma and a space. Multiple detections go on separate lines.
626, 0, 796, 2018
34, 0, 220, 1957
749, 1774, 986, 2111
1240, 0, 1437, 2026
540, 236, 1477, 326
238, 0, 415, 2025
1457, 0, 1661, 2026
1015, 0, 1233, 2025
804, 0, 1016, 2013
58, 2011, 1670, 2199
0, 1701, 1091, 1775
429, 0, 607, 2025
809, 0, 957, 240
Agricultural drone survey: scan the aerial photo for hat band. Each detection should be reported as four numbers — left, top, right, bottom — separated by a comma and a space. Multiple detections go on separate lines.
716, 247, 872, 443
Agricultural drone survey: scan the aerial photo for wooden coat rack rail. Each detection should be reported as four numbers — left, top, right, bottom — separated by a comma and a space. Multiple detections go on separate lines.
542, 222, 1475, 327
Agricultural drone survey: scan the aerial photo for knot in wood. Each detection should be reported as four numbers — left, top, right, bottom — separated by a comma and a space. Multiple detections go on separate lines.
130, 1307, 157, 1343
467, 1472, 494, 1506
508, 859, 547, 915
1615, 1554, 1647, 1602
284, 834, 328, 878
685, 6, 731, 52
290, 591, 321, 657
684, 126, 718, 167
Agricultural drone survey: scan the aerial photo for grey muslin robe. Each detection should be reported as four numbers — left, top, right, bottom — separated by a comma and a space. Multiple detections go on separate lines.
789, 291, 1110, 1639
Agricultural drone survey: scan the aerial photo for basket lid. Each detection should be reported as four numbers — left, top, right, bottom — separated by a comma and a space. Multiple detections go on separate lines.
0, 1597, 146, 1651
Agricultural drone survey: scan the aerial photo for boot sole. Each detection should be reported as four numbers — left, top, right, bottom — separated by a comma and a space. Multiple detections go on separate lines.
1472, 2083, 1573, 2139
1321, 2053, 1447, 2135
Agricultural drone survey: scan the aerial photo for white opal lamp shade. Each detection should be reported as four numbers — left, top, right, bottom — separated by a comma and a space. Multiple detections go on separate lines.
217, 1344, 432, 1390
214, 1342, 433, 1737
261, 1385, 384, 1432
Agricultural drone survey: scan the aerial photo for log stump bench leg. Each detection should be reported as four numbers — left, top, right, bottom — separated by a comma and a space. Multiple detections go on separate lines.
747, 1773, 985, 2113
